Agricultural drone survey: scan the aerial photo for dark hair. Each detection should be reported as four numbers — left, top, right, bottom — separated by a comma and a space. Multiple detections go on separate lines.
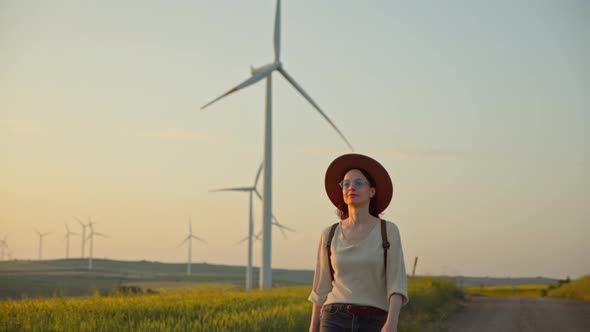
336, 168, 379, 220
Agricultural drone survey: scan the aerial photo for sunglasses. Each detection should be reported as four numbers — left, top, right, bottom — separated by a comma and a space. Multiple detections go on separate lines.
339, 178, 368, 190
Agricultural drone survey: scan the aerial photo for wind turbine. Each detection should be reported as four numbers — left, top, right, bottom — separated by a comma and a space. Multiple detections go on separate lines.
235, 231, 262, 246
209, 162, 295, 292
74, 217, 88, 258
87, 220, 108, 270
64, 223, 79, 259
34, 229, 51, 260
201, 0, 353, 289
178, 217, 207, 276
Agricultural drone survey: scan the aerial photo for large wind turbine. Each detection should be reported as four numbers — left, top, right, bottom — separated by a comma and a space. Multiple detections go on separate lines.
209, 162, 295, 292
75, 217, 88, 258
201, 0, 352, 289
179, 217, 207, 276
87, 220, 108, 270
64, 223, 79, 259
34, 229, 51, 260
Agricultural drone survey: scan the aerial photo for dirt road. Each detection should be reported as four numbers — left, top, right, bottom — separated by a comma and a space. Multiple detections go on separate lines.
446, 295, 590, 332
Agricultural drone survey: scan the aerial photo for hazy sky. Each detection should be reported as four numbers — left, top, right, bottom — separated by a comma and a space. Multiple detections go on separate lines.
1, 1, 588, 279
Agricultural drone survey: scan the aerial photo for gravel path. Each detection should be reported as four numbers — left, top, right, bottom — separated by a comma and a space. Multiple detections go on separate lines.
446, 295, 590, 332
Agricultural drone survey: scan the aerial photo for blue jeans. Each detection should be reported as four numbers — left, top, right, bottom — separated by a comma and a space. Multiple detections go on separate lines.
319, 303, 388, 332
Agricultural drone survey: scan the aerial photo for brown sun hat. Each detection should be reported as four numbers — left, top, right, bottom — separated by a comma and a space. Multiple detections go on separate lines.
324, 153, 393, 215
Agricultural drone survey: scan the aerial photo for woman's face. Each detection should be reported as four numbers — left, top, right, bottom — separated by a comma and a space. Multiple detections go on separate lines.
341, 169, 376, 208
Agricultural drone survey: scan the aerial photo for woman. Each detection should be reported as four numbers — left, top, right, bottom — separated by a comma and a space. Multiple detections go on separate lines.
308, 153, 409, 332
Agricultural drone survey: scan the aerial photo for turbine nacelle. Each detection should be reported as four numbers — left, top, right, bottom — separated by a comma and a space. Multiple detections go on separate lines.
250, 62, 282, 75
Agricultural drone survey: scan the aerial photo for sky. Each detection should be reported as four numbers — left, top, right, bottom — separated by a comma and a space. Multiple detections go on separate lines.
1, 0, 588, 279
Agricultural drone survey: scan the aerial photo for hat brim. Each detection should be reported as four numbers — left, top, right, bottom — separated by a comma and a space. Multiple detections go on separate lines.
324, 153, 393, 216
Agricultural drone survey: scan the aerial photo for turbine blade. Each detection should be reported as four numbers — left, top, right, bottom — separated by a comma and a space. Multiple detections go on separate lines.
254, 189, 263, 201
235, 236, 249, 245
93, 232, 108, 238
271, 214, 280, 224
254, 161, 264, 187
178, 236, 189, 248
201, 63, 278, 110
74, 216, 85, 226
191, 235, 207, 244
278, 67, 353, 151
209, 187, 254, 193
272, 221, 295, 232
274, 0, 281, 61
200, 88, 238, 110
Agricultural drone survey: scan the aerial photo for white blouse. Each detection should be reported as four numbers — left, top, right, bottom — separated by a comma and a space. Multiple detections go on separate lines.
308, 219, 410, 311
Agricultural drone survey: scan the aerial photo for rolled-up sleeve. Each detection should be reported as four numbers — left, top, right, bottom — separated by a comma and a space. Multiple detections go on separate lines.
387, 223, 410, 306
308, 227, 333, 305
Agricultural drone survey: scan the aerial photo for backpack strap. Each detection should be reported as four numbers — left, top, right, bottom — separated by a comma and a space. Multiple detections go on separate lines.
326, 219, 390, 281
380, 219, 390, 274
326, 223, 339, 281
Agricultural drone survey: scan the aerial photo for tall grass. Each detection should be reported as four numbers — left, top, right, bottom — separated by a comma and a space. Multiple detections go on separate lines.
548, 275, 590, 301
400, 277, 465, 332
0, 278, 464, 332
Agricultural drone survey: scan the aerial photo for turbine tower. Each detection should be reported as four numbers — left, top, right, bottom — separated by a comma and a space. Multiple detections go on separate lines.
34, 229, 51, 260
87, 220, 107, 270
179, 217, 207, 276
64, 223, 79, 259
75, 217, 89, 258
201, 0, 352, 289
210, 162, 295, 292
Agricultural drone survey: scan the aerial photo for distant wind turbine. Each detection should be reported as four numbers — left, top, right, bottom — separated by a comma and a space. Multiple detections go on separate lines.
87, 220, 108, 270
209, 162, 295, 292
64, 223, 79, 259
201, 0, 352, 289
34, 229, 51, 260
75, 217, 89, 258
235, 231, 262, 246
178, 217, 207, 276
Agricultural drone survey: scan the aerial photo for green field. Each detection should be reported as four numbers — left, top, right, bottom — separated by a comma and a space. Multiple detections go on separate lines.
0, 260, 466, 331
548, 275, 590, 301
463, 284, 550, 298
0, 278, 464, 332
461, 275, 590, 302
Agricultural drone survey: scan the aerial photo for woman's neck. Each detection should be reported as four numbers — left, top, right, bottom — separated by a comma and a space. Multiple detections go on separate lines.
346, 206, 373, 225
